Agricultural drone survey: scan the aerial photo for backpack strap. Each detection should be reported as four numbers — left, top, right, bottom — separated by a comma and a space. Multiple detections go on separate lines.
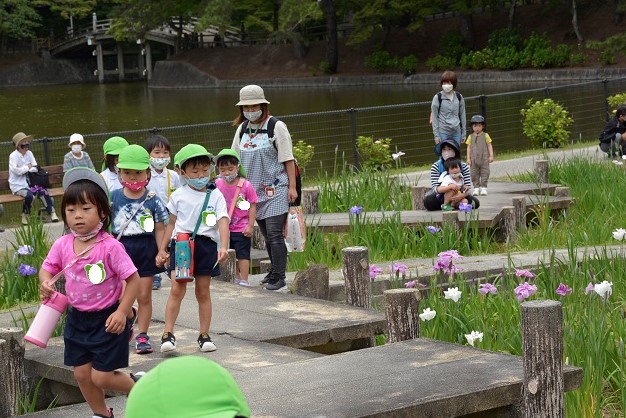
227, 178, 245, 220
239, 116, 279, 142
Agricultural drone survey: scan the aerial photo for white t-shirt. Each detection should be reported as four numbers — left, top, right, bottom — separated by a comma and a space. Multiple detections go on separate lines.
100, 169, 123, 193
438, 172, 464, 189
166, 184, 228, 244
147, 168, 181, 205
8, 149, 37, 193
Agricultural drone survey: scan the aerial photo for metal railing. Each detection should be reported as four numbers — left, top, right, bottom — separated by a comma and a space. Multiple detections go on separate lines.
2, 77, 624, 181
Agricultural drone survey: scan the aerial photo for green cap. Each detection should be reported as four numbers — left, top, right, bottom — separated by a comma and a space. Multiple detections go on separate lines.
117, 144, 150, 170
215, 148, 247, 178
175, 144, 212, 169
125, 356, 251, 418
102, 136, 129, 156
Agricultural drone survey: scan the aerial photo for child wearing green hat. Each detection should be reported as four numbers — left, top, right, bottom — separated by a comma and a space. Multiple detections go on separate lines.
125, 356, 251, 418
110, 144, 169, 355
156, 144, 229, 353
215, 148, 258, 287
100, 136, 129, 192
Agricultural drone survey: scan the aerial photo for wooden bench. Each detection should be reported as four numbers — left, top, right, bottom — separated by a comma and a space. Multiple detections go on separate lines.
0, 165, 65, 205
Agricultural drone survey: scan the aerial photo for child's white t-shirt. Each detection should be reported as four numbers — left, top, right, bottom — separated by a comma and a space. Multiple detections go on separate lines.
438, 172, 464, 188
166, 184, 228, 243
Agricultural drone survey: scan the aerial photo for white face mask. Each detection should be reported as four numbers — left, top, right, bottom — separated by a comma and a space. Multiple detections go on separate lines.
441, 150, 455, 160
71, 145, 82, 154
243, 110, 263, 122
442, 83, 454, 93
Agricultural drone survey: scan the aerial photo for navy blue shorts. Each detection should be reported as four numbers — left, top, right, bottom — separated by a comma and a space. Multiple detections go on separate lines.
64, 303, 131, 372
168, 235, 220, 277
229, 232, 251, 260
120, 235, 165, 277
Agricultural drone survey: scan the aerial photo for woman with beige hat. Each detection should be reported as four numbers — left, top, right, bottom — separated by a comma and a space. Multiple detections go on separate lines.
63, 133, 95, 172
231, 85, 298, 292
9, 132, 59, 225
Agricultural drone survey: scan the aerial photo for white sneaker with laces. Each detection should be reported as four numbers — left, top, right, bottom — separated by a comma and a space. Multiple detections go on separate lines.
21, 213, 28, 225
480, 188, 488, 196
475, 187, 482, 195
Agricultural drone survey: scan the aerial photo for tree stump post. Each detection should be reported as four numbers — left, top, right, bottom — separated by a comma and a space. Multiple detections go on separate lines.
259, 259, 272, 274
521, 300, 564, 418
411, 186, 428, 210
384, 288, 421, 343
534, 159, 549, 184
0, 327, 25, 418
497, 206, 517, 243
252, 224, 266, 250
554, 186, 570, 197
341, 246, 371, 309
442, 211, 459, 232
512, 197, 527, 231
301, 187, 319, 214
215, 249, 236, 282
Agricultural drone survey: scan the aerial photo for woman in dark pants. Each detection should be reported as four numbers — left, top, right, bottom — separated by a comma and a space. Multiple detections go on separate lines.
231, 85, 298, 292
423, 139, 480, 211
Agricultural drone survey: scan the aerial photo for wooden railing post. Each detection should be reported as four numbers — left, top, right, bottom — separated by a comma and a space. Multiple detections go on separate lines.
341, 246, 371, 309
0, 327, 25, 418
383, 288, 421, 343
521, 300, 564, 418
534, 159, 549, 184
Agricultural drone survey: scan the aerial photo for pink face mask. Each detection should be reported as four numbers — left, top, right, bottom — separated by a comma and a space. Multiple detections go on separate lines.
121, 179, 149, 192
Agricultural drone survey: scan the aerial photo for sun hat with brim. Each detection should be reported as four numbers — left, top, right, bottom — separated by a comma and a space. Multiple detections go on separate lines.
235, 84, 270, 106
102, 136, 129, 156
434, 139, 461, 158
175, 144, 212, 169
68, 133, 86, 147
215, 148, 247, 178
117, 144, 150, 170
63, 167, 109, 197
12, 132, 33, 148
125, 356, 251, 418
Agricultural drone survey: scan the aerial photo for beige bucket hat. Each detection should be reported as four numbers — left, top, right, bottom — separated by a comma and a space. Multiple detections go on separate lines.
235, 85, 270, 106
12, 132, 33, 148
68, 133, 86, 147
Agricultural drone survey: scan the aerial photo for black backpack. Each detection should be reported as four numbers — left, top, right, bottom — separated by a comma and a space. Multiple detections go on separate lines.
239, 116, 302, 206
28, 166, 51, 189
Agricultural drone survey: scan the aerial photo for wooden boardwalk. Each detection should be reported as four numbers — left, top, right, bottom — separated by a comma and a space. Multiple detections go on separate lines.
302, 181, 573, 233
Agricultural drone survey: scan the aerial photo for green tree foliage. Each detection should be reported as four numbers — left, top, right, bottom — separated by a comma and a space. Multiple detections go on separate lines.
34, 0, 96, 22
0, 0, 41, 41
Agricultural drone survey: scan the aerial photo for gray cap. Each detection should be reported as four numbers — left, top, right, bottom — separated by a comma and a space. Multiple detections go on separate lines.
63, 167, 109, 197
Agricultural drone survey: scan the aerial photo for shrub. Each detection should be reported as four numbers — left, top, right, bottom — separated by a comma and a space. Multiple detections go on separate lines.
399, 55, 418, 75
492, 46, 521, 70
487, 28, 523, 51
355, 136, 393, 169
460, 50, 491, 70
318, 60, 331, 75
292, 140, 315, 170
552, 44, 571, 67
439, 31, 467, 62
426, 54, 457, 72
365, 51, 394, 72
607, 93, 626, 109
520, 98, 574, 148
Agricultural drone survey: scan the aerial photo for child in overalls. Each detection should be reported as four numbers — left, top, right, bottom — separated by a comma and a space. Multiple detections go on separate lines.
465, 115, 494, 196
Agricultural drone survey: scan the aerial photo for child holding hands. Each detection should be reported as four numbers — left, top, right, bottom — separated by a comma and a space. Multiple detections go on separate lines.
215, 148, 258, 286
156, 144, 229, 353
110, 145, 168, 355
39, 167, 140, 418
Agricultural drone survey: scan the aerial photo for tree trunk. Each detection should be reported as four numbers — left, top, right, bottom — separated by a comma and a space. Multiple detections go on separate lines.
273, 0, 281, 32
459, 12, 475, 49
507, 0, 517, 29
571, 0, 583, 42
0, 328, 25, 418
320, 0, 338, 73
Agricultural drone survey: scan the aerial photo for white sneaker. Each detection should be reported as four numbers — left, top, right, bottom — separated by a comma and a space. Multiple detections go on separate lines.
21, 213, 28, 225
50, 211, 59, 222
480, 188, 488, 196
475, 187, 482, 195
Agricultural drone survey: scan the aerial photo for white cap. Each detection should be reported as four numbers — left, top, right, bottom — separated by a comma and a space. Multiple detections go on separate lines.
68, 133, 86, 147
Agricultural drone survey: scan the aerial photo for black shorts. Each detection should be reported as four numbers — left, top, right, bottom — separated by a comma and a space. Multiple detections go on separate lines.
120, 235, 165, 277
229, 232, 251, 260
64, 303, 131, 372
168, 235, 220, 277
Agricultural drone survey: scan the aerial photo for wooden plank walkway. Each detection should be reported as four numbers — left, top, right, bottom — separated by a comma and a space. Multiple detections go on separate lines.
303, 181, 573, 233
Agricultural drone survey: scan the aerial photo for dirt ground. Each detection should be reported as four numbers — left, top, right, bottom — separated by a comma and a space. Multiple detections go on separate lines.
1, 3, 624, 79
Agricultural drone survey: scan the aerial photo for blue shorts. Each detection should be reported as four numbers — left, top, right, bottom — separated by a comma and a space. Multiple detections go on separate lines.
64, 303, 132, 372
168, 235, 220, 277
120, 235, 164, 277
229, 232, 251, 260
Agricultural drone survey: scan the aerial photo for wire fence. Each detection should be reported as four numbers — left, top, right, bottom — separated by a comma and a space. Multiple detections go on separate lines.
2, 77, 625, 181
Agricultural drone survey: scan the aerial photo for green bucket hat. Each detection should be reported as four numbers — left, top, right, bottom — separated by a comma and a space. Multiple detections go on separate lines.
102, 136, 129, 156
175, 144, 212, 169
117, 144, 150, 170
215, 148, 247, 178
125, 356, 251, 418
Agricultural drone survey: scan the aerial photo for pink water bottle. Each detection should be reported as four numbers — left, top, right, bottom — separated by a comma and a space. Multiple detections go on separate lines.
24, 291, 68, 348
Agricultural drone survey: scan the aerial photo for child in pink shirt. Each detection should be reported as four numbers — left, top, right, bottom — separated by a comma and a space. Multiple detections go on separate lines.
39, 167, 140, 418
215, 149, 258, 286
